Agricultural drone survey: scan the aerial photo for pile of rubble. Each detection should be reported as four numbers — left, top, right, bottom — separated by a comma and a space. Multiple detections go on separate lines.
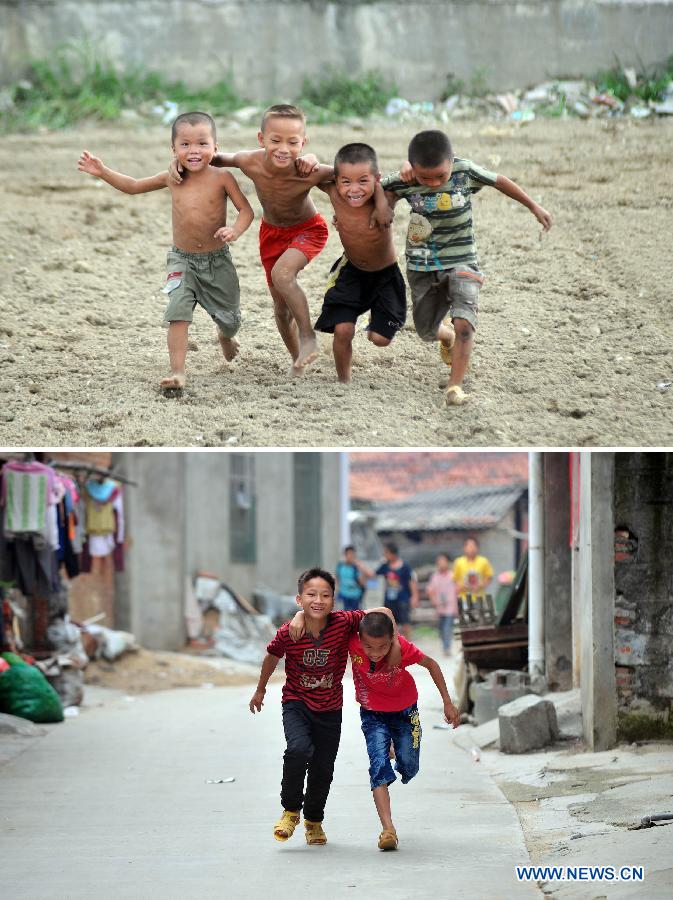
385, 74, 673, 123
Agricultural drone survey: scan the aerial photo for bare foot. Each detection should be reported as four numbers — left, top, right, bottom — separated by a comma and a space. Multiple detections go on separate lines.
288, 361, 304, 379
160, 371, 186, 389
292, 333, 319, 372
218, 334, 240, 362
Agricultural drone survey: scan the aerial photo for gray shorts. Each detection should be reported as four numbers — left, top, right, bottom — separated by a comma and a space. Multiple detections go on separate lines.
162, 245, 240, 337
407, 265, 483, 341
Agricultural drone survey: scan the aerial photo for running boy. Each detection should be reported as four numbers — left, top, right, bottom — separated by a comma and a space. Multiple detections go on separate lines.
383, 129, 552, 405
78, 112, 253, 390
349, 611, 460, 851
249, 567, 398, 846
314, 143, 406, 383
171, 104, 335, 375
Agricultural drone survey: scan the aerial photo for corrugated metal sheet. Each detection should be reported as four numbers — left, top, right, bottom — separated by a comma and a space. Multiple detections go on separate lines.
374, 482, 527, 532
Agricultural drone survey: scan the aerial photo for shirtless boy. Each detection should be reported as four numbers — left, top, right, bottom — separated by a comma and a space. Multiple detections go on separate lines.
171, 104, 333, 375
78, 111, 253, 390
314, 143, 406, 383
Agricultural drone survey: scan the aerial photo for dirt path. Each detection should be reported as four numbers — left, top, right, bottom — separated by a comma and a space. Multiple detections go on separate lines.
0, 118, 671, 447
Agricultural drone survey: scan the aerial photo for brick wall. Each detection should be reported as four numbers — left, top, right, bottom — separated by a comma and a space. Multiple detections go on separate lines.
614, 453, 673, 716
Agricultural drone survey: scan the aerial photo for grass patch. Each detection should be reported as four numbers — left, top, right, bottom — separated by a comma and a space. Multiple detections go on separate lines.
297, 68, 398, 122
594, 55, 673, 102
2, 41, 246, 133
617, 710, 673, 742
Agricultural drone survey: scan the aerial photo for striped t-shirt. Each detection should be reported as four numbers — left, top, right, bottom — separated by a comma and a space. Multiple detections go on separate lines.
267, 609, 365, 712
382, 158, 497, 271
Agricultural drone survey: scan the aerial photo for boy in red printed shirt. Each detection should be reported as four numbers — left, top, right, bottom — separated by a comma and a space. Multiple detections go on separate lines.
249, 568, 397, 846
349, 611, 460, 851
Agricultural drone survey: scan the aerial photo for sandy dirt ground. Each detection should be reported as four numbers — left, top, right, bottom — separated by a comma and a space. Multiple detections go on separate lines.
83, 647, 264, 693
0, 118, 671, 448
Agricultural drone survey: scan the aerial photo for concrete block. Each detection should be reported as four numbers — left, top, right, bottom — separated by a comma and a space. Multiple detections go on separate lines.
472, 669, 533, 725
499, 695, 559, 754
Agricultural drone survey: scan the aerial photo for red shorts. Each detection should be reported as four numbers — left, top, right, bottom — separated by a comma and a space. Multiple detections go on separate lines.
259, 213, 329, 287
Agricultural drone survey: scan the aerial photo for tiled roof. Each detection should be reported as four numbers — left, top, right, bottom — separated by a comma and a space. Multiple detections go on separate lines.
349, 452, 528, 503
374, 482, 527, 532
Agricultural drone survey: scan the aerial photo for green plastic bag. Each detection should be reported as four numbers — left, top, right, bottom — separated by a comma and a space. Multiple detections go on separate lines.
0, 660, 64, 723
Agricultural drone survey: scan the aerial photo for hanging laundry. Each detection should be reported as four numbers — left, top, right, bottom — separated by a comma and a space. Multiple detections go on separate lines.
1, 460, 59, 550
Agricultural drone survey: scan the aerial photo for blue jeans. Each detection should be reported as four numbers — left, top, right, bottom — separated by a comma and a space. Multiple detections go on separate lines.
360, 704, 422, 790
338, 593, 362, 612
438, 614, 454, 652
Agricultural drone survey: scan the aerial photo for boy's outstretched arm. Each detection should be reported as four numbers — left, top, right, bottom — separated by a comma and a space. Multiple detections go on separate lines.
78, 150, 168, 194
494, 174, 552, 231
213, 171, 255, 243
417, 654, 461, 727
249, 652, 280, 713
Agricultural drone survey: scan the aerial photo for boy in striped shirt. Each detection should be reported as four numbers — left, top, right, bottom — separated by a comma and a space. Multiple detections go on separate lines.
249, 567, 397, 846
383, 129, 552, 406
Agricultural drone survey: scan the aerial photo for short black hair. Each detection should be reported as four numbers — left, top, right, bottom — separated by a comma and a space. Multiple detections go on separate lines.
384, 542, 399, 556
297, 567, 335, 594
344, 545, 355, 553
334, 143, 379, 176
171, 111, 216, 145
359, 611, 394, 639
261, 103, 306, 132
408, 130, 453, 168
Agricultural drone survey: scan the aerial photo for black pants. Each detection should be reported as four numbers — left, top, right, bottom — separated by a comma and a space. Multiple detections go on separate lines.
280, 701, 342, 822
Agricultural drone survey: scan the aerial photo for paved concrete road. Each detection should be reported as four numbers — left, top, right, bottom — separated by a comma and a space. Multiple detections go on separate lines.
1, 669, 538, 900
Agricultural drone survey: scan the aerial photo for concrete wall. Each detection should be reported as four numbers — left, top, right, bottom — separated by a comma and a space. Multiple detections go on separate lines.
578, 452, 617, 751
113, 451, 342, 649
613, 453, 673, 719
543, 453, 573, 691
1, 1, 672, 97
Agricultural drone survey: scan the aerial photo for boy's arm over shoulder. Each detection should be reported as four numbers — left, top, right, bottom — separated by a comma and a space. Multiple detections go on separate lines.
212, 149, 259, 173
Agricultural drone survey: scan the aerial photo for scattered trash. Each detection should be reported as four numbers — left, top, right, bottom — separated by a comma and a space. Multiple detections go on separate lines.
433, 722, 453, 730
378, 76, 673, 124
63, 706, 79, 718
470, 747, 481, 762
657, 381, 672, 392
205, 777, 236, 784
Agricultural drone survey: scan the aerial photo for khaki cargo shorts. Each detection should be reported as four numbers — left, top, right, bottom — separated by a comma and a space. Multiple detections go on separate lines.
407, 265, 483, 341
162, 245, 240, 337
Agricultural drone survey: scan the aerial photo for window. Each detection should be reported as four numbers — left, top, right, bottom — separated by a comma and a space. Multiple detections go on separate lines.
229, 454, 256, 563
294, 454, 322, 569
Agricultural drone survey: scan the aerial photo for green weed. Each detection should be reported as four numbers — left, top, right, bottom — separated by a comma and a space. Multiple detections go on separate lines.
297, 68, 397, 120
594, 55, 673, 102
2, 41, 246, 133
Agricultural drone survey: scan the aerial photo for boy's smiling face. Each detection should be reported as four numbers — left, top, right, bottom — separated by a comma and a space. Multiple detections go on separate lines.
258, 116, 306, 168
335, 161, 379, 206
296, 576, 335, 620
360, 633, 393, 663
172, 122, 217, 172
411, 157, 453, 188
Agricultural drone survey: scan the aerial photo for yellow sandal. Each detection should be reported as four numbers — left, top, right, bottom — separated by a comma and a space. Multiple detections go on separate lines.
378, 828, 398, 851
304, 819, 327, 845
445, 384, 468, 406
273, 810, 300, 842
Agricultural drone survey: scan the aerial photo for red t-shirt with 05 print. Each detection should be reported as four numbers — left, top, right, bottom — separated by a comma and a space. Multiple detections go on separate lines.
349, 634, 425, 712
267, 609, 365, 712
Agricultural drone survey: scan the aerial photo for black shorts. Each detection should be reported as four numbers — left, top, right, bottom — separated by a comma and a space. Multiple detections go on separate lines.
314, 256, 406, 340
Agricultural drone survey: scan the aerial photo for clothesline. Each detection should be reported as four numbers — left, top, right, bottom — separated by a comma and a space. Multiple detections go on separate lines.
44, 461, 138, 488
